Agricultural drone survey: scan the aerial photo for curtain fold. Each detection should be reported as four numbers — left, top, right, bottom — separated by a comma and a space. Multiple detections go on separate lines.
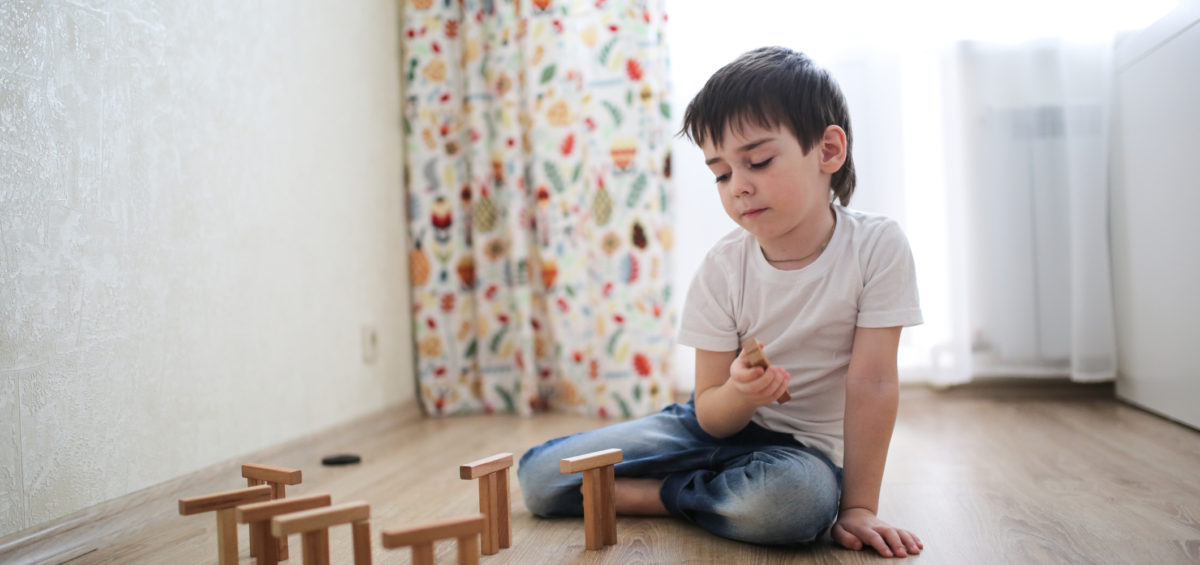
402, 0, 676, 417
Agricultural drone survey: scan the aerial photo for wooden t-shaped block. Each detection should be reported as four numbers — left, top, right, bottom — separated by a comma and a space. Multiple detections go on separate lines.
459, 452, 513, 555
741, 337, 791, 403
560, 448, 622, 550
236, 493, 332, 565
243, 463, 302, 559
381, 514, 486, 565
271, 501, 372, 565
179, 484, 273, 565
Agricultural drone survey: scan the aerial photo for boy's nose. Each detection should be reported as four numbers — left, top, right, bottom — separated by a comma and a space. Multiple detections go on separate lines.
735, 177, 754, 196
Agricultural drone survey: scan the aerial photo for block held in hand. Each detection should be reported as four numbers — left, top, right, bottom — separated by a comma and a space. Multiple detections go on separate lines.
741, 337, 791, 404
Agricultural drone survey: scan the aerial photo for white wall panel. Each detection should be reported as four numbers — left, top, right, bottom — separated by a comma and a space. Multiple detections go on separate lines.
1111, 1, 1200, 429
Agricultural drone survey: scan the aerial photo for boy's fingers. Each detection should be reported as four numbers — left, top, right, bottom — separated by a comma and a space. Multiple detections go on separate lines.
748, 371, 777, 395
732, 366, 764, 382
772, 368, 790, 395
881, 528, 907, 557
908, 530, 923, 550
757, 368, 785, 396
899, 530, 921, 554
859, 529, 892, 557
831, 524, 862, 550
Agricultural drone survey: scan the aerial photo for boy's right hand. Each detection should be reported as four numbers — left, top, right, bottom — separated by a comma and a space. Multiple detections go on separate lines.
728, 344, 791, 407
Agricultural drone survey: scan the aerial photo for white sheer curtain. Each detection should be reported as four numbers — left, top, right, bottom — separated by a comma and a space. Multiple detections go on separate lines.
916, 39, 1119, 385
665, 0, 1172, 389
941, 40, 1119, 383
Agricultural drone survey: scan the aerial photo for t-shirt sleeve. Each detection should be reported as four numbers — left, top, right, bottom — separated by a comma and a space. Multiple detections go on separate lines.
677, 252, 741, 352
857, 220, 923, 328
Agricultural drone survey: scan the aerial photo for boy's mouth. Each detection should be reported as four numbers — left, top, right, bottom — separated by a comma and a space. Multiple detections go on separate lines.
741, 207, 767, 218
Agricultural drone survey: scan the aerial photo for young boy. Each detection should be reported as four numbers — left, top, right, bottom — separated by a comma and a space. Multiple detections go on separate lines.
517, 46, 923, 558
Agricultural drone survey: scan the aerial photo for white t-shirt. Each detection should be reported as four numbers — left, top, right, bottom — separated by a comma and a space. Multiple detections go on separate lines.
677, 204, 923, 467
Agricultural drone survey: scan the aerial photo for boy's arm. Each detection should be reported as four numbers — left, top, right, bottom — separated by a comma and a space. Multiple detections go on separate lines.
693, 348, 790, 438
834, 325, 922, 557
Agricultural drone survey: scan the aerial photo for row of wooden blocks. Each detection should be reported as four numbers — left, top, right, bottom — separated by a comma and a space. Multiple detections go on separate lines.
179, 449, 623, 564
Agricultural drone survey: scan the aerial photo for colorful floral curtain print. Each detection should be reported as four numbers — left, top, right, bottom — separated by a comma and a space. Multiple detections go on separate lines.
402, 0, 676, 418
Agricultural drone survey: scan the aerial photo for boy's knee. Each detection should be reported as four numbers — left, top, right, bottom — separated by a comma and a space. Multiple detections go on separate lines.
517, 446, 578, 518
519, 481, 557, 518
722, 455, 840, 544
727, 488, 838, 544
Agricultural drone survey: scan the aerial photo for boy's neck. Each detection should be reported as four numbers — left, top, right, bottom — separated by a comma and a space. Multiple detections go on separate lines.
760, 204, 837, 270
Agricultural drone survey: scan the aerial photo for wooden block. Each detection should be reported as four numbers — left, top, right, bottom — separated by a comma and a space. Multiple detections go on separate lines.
243, 477, 269, 560
216, 508, 238, 565
411, 543, 435, 565
238, 494, 332, 565
459, 452, 513, 479
480, 473, 499, 554
461, 452, 513, 555
581, 470, 601, 550
241, 465, 299, 560
352, 520, 372, 565
380, 514, 486, 548
269, 487, 291, 559
272, 502, 371, 565
381, 515, 484, 565
741, 337, 791, 403
561, 451, 620, 550
250, 522, 278, 565
601, 464, 617, 545
496, 469, 512, 548
560, 448, 623, 474
457, 534, 480, 565
740, 337, 770, 368
242, 463, 303, 485
245, 478, 264, 559
179, 485, 273, 515
301, 529, 330, 565
249, 521, 263, 560
236, 493, 333, 524
178, 485, 272, 565
271, 501, 371, 537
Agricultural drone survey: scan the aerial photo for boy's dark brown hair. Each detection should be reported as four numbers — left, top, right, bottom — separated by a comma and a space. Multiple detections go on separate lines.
681, 46, 856, 205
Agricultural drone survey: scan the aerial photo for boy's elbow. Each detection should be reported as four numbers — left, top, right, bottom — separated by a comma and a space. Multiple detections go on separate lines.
694, 404, 738, 439
693, 388, 740, 438
696, 415, 736, 439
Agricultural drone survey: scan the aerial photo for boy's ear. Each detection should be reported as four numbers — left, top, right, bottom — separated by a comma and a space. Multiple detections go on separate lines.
817, 125, 847, 174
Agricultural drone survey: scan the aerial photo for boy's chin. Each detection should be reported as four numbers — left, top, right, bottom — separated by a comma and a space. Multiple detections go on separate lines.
736, 220, 776, 238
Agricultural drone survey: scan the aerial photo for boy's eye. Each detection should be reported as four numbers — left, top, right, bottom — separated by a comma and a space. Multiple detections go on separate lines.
749, 157, 773, 169
714, 173, 730, 184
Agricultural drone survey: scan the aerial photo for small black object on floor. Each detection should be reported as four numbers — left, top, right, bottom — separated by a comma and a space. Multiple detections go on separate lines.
321, 454, 362, 466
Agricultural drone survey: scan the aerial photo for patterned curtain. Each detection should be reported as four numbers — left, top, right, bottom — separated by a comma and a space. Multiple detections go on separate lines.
401, 0, 675, 418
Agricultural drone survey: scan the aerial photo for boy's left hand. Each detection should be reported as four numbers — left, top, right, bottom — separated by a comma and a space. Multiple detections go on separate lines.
832, 507, 923, 558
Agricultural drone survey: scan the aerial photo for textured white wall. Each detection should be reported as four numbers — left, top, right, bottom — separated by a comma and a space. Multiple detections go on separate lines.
0, 0, 412, 537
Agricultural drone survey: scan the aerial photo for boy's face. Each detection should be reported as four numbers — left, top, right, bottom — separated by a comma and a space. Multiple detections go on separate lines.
700, 122, 840, 252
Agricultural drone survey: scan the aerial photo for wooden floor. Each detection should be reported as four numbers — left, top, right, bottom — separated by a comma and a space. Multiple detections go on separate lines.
5, 382, 1200, 564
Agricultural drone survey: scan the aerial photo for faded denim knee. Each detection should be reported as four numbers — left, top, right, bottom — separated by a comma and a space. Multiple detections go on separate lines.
517, 440, 583, 518
713, 450, 841, 545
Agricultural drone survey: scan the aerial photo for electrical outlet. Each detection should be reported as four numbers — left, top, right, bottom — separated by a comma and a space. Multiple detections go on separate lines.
361, 325, 379, 364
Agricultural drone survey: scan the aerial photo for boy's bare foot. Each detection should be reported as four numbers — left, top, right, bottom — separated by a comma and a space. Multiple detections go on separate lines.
613, 478, 669, 515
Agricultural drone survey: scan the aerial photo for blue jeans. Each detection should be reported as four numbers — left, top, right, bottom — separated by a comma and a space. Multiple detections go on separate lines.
517, 400, 843, 546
